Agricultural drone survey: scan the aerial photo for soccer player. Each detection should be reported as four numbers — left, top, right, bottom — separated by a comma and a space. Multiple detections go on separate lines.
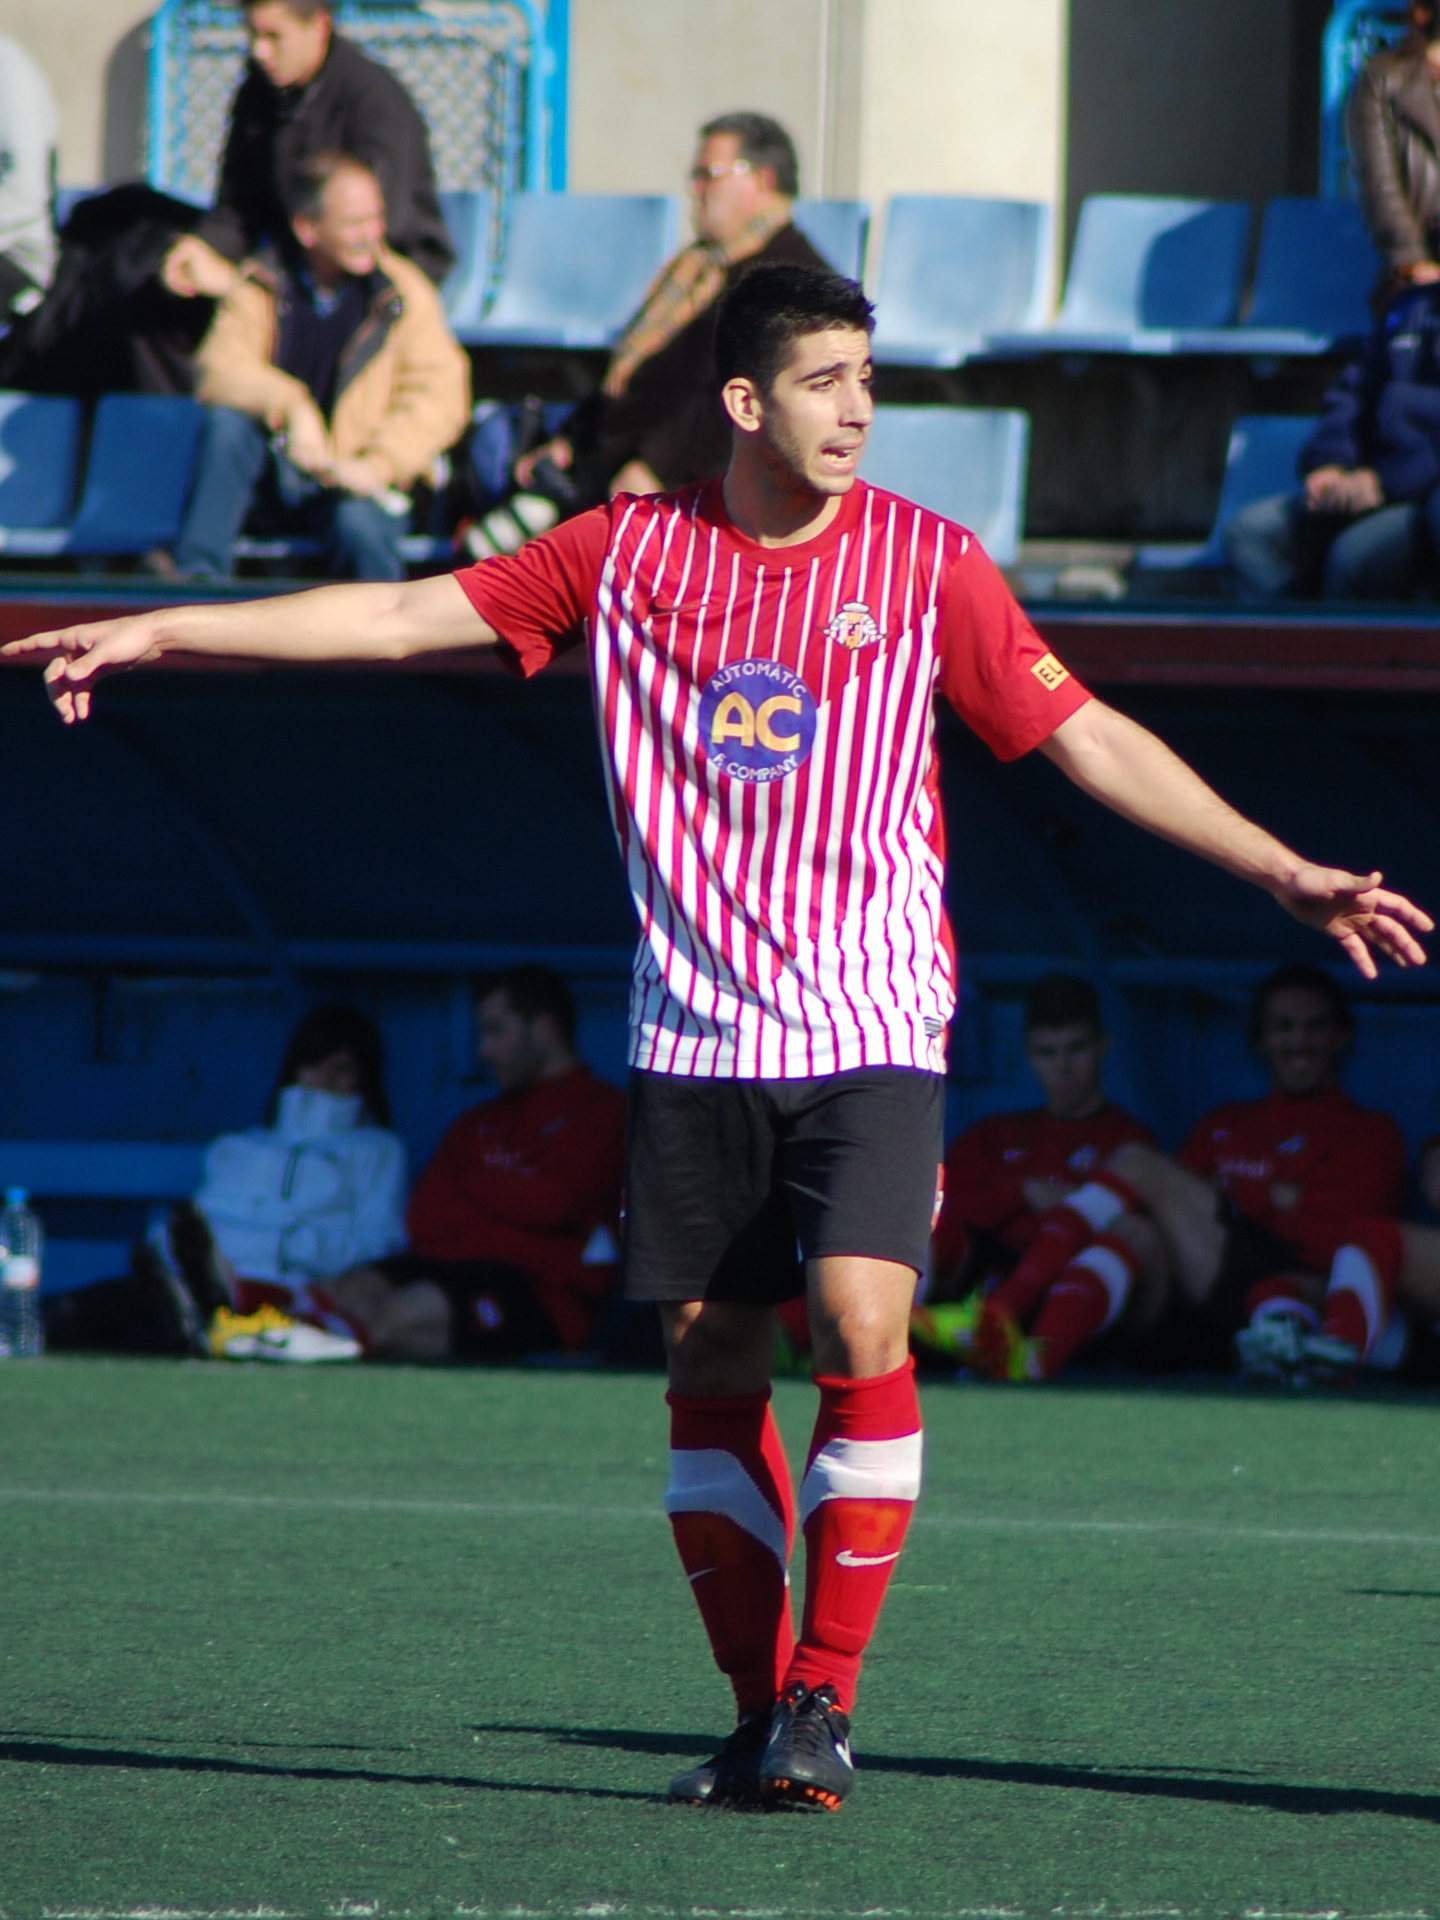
5, 265, 1430, 1812
915, 973, 1157, 1374
980, 962, 1407, 1382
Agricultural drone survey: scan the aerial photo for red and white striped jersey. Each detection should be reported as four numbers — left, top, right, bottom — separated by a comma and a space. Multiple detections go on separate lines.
459, 478, 1090, 1079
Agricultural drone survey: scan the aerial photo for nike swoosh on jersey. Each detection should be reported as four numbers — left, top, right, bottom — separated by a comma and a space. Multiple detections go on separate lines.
686, 1567, 718, 1583
835, 1548, 901, 1568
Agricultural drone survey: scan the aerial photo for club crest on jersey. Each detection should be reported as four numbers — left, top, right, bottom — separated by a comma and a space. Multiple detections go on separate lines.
825, 601, 882, 651
697, 657, 817, 784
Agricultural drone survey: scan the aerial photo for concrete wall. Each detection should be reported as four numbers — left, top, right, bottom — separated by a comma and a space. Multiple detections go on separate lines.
0, 0, 149, 184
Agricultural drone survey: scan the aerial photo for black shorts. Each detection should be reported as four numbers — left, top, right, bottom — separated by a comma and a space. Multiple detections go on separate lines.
372, 1253, 562, 1359
1127, 1200, 1304, 1374
622, 1066, 945, 1306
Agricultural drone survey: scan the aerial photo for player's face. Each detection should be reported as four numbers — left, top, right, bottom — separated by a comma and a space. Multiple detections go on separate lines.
1025, 1021, 1108, 1120
292, 166, 386, 279
477, 991, 549, 1094
750, 327, 874, 497
690, 132, 774, 247
293, 1047, 363, 1097
1257, 988, 1348, 1096
245, 1, 331, 88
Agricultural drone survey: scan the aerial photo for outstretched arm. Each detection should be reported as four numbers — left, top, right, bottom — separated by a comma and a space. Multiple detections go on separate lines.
1040, 699, 1432, 978
0, 572, 495, 724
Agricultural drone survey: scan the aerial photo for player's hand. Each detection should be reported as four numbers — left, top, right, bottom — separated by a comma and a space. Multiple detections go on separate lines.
284, 401, 332, 476
161, 235, 240, 300
513, 435, 571, 490
325, 454, 389, 497
1021, 1177, 1072, 1213
1272, 864, 1433, 977
0, 614, 166, 723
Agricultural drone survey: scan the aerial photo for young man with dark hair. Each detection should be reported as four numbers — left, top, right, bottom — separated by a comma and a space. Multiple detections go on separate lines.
981, 962, 1407, 1383
916, 975, 1155, 1375
162, 0, 454, 305
9, 262, 1429, 1812
319, 965, 623, 1360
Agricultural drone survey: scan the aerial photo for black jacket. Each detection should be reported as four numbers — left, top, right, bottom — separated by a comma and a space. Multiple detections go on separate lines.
199, 33, 454, 286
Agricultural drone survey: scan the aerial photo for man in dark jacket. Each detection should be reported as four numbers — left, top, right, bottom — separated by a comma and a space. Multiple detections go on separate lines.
1223, 285, 1440, 598
1349, 3, 1440, 310
162, 0, 453, 304
514, 112, 827, 506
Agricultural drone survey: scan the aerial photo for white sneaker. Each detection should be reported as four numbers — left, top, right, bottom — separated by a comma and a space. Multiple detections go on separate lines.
1298, 1330, 1361, 1382
211, 1304, 360, 1364
1235, 1314, 1306, 1384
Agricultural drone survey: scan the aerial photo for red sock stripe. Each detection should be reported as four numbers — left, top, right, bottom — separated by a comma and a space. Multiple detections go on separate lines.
808, 1357, 919, 1453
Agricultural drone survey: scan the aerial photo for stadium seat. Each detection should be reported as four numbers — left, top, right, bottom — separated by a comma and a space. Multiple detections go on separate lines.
66, 394, 205, 555
459, 192, 681, 347
1134, 413, 1319, 569
0, 392, 83, 555
439, 188, 494, 336
792, 199, 870, 279
859, 405, 1030, 565
1177, 198, 1380, 354
871, 195, 1054, 366
988, 194, 1250, 355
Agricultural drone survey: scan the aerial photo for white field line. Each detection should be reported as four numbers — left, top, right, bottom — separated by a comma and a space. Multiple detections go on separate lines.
1, 1485, 1439, 1552
30, 1908, 1438, 1920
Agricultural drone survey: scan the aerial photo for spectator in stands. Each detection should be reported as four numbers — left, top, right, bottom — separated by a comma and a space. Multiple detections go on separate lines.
45, 1002, 401, 1362
975, 964, 1406, 1381
327, 965, 626, 1362
910, 974, 1156, 1372
1222, 286, 1440, 600
499, 113, 827, 529
0, 35, 56, 320
160, 151, 469, 581
1349, 3, 1440, 313
162, 0, 453, 305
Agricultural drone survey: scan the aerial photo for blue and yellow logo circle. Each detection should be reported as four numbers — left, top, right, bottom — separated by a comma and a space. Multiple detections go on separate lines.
697, 658, 816, 783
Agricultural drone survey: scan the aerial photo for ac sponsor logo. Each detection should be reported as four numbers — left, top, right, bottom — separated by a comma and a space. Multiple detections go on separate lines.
697, 657, 817, 784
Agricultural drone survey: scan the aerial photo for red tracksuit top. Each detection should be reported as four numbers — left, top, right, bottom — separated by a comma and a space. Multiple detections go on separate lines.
933, 1102, 1155, 1271
406, 1067, 626, 1349
1178, 1083, 1406, 1274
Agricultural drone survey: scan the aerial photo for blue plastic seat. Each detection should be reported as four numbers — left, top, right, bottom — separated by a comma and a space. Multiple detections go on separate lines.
65, 395, 205, 554
439, 188, 494, 335
0, 393, 83, 555
990, 194, 1250, 355
1178, 198, 1380, 354
461, 193, 681, 347
1135, 414, 1319, 569
792, 199, 869, 278
859, 406, 1030, 565
871, 196, 1054, 367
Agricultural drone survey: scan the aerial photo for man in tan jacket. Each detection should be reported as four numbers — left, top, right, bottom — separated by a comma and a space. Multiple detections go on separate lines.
170, 149, 469, 580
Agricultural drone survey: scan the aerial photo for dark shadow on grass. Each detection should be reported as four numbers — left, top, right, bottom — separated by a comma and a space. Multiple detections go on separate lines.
1347, 1588, 1440, 1599
469, 1722, 1440, 1823
0, 1737, 658, 1804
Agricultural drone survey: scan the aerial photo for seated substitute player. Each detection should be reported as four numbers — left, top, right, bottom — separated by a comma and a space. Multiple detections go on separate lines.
326, 964, 625, 1360
912, 973, 1155, 1371
8, 263, 1430, 1815
978, 962, 1407, 1382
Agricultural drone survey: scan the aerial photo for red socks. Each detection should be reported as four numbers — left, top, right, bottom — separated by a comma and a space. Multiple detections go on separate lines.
1322, 1218, 1405, 1359
1242, 1275, 1318, 1334
785, 1359, 923, 1712
665, 1388, 796, 1718
1030, 1231, 1139, 1377
988, 1169, 1141, 1324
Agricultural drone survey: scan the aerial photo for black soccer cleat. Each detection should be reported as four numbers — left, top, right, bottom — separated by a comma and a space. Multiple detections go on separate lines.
666, 1710, 771, 1807
759, 1680, 855, 1810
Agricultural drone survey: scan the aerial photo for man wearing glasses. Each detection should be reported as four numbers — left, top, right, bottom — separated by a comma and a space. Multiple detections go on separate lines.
516, 111, 827, 505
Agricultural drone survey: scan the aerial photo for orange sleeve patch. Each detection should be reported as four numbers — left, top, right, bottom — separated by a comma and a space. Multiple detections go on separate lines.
1030, 651, 1071, 690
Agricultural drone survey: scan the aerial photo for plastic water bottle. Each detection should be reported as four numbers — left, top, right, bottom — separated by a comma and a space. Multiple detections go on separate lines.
0, 1186, 43, 1357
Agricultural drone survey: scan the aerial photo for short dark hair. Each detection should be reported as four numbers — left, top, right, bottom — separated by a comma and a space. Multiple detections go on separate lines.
243, 0, 333, 17
269, 1001, 390, 1127
1247, 962, 1354, 1051
475, 963, 577, 1047
714, 262, 874, 393
284, 149, 378, 224
699, 112, 799, 197
1023, 973, 1104, 1037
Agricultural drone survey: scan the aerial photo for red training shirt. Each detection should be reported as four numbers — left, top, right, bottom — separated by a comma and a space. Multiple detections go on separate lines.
406, 1066, 626, 1349
458, 479, 1090, 1080
933, 1102, 1155, 1270
1178, 1084, 1406, 1273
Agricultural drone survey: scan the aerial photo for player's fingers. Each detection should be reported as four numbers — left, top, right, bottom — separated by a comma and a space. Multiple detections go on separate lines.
1365, 889, 1435, 932
1365, 914, 1428, 966
1337, 929, 1378, 980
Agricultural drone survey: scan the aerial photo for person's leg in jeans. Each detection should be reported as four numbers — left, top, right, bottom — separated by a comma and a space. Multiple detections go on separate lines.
173, 407, 270, 578
311, 488, 406, 580
1322, 502, 1424, 599
1222, 491, 1326, 597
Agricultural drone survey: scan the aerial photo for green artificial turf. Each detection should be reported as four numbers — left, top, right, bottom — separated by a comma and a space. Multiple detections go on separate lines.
1, 1357, 1439, 1917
